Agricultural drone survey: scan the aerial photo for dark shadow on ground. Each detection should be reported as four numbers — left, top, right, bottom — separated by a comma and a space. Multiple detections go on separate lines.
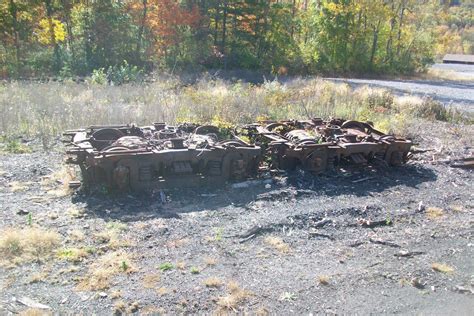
72, 162, 437, 222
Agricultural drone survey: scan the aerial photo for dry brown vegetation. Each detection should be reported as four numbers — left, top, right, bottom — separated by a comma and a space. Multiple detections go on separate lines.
215, 281, 252, 313
0, 228, 61, 266
1, 79, 469, 151
203, 277, 223, 288
18, 308, 52, 316
77, 250, 136, 290
8, 181, 32, 192
431, 263, 454, 274
426, 207, 445, 219
264, 236, 291, 254
142, 273, 160, 289
318, 275, 330, 285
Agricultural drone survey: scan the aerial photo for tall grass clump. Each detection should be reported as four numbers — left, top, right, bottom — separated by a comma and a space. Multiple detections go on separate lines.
0, 77, 468, 150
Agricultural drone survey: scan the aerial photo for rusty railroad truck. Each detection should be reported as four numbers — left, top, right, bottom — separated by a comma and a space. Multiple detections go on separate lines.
64, 119, 412, 191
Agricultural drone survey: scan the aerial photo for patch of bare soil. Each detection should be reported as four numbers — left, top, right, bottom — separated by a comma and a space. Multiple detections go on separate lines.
0, 120, 473, 314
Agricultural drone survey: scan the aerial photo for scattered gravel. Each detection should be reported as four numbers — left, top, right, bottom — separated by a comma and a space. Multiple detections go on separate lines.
0, 120, 472, 314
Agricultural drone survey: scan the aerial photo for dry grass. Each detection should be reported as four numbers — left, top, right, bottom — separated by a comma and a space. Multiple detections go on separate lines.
57, 247, 91, 262
0, 228, 61, 266
215, 281, 252, 313
165, 238, 189, 248
1, 78, 467, 150
142, 273, 160, 289
426, 207, 445, 219
431, 263, 454, 274
203, 277, 223, 288
264, 236, 291, 254
156, 287, 169, 296
41, 167, 75, 198
113, 300, 127, 314
66, 206, 86, 219
317, 275, 330, 285
77, 250, 136, 290
176, 261, 186, 270
204, 257, 218, 266
255, 307, 270, 316
110, 290, 122, 299
68, 229, 85, 242
18, 309, 52, 316
9, 181, 32, 192
28, 272, 49, 284
423, 68, 474, 82
449, 205, 465, 213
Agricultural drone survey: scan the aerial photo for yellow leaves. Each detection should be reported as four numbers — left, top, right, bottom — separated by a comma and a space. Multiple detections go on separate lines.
37, 18, 66, 45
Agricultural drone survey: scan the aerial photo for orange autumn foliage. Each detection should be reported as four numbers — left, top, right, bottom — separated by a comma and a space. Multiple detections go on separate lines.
130, 0, 201, 56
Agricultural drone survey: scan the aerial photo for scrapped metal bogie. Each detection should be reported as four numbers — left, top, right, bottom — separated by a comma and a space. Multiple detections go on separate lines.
250, 118, 412, 173
64, 123, 262, 191
64, 118, 412, 191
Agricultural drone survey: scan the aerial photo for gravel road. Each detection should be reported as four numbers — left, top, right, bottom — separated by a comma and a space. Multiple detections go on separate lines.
329, 64, 474, 112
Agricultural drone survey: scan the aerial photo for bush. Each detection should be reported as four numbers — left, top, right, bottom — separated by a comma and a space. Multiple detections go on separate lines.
106, 61, 143, 85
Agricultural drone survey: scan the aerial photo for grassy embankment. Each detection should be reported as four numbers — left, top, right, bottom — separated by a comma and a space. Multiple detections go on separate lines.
0, 77, 469, 152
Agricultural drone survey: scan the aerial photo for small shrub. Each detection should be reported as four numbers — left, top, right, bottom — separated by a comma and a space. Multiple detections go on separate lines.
203, 277, 223, 288
2, 138, 31, 154
57, 248, 90, 262
159, 262, 173, 272
0, 228, 61, 265
426, 207, 444, 219
216, 281, 252, 312
90, 68, 107, 85
190, 266, 200, 274
77, 250, 136, 290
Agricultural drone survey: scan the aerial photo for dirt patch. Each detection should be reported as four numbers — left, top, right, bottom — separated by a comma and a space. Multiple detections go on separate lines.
0, 120, 472, 314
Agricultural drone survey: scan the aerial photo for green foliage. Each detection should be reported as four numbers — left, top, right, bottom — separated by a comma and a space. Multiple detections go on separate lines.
106, 61, 143, 85
90, 68, 107, 85
0, 0, 454, 77
159, 262, 174, 272
121, 260, 130, 272
1, 138, 31, 154
190, 266, 200, 274
26, 213, 32, 226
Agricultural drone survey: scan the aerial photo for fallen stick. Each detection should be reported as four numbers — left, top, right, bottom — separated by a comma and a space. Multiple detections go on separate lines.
369, 238, 401, 248
352, 177, 374, 183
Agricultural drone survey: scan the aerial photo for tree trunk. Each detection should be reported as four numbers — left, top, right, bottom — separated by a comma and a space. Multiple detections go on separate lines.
9, 0, 21, 67
60, 0, 75, 60
44, 0, 61, 71
396, 1, 406, 57
136, 0, 148, 63
369, 20, 381, 68
221, 0, 227, 69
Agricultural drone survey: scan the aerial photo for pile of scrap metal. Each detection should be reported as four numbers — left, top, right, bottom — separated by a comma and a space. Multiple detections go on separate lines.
242, 118, 413, 174
64, 118, 413, 191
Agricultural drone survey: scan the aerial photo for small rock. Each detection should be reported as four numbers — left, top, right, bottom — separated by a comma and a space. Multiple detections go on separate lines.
411, 278, 425, 289
17, 296, 51, 310
265, 183, 271, 189
98, 292, 108, 298
16, 209, 29, 215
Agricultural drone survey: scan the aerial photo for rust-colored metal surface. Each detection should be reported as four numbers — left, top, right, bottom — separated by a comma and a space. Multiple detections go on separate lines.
64, 123, 262, 191
64, 118, 413, 191
242, 118, 412, 173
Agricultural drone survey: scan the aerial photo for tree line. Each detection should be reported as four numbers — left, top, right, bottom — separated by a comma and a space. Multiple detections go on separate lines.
0, 0, 471, 78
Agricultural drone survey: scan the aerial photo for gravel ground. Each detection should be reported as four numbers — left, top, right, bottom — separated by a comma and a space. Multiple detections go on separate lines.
329, 64, 474, 112
0, 120, 473, 314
